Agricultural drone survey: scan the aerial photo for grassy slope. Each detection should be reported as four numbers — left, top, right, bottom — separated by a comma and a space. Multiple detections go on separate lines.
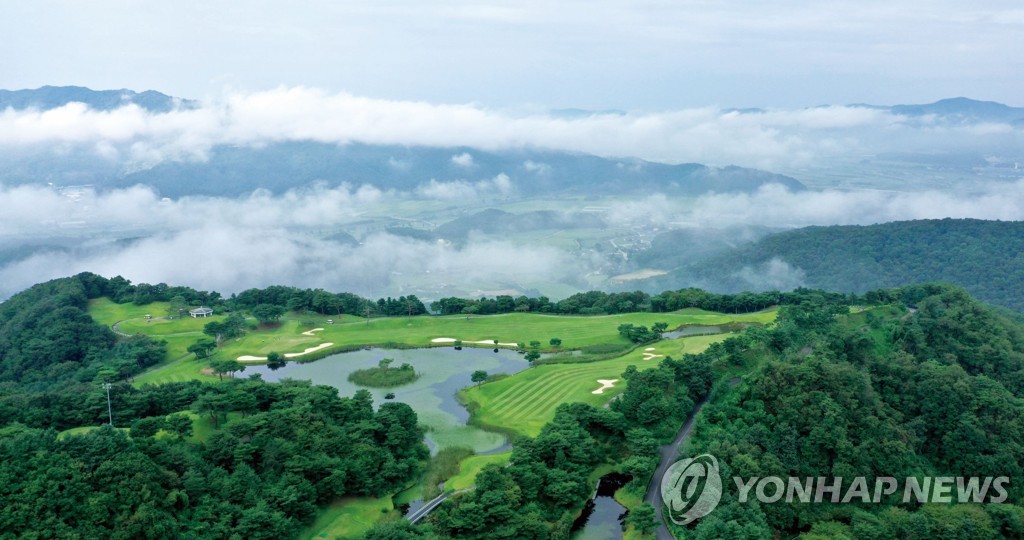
461, 334, 730, 437
298, 497, 394, 540
445, 452, 512, 492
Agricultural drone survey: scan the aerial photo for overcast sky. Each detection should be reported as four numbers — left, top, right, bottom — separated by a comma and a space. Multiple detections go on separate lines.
3, 0, 1022, 109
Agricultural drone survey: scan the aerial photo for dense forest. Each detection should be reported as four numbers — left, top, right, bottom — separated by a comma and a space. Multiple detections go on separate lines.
0, 275, 426, 538
638, 219, 1024, 312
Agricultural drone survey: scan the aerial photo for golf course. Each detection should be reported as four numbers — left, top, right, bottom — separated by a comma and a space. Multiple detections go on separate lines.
85, 296, 777, 538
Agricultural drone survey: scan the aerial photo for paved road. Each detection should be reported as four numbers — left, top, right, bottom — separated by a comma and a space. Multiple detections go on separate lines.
111, 320, 132, 337
643, 397, 709, 540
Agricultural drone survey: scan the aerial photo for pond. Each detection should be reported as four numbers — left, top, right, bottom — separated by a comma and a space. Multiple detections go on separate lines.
662, 321, 755, 339
571, 472, 632, 540
245, 346, 530, 454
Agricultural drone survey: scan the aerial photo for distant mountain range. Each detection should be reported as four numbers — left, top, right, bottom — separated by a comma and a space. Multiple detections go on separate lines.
110, 142, 805, 198
3, 86, 1019, 123
632, 218, 1024, 312
1, 86, 1020, 197
0, 86, 805, 197
853, 97, 1024, 125
0, 85, 193, 112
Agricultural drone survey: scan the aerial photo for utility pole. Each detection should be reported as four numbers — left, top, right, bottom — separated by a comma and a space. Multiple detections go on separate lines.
103, 382, 114, 426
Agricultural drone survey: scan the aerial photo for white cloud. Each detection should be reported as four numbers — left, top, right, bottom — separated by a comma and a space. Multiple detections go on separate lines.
0, 87, 1019, 172
451, 152, 474, 167
415, 173, 513, 200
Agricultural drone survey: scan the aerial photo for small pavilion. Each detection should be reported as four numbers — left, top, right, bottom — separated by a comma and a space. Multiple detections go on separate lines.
189, 307, 214, 318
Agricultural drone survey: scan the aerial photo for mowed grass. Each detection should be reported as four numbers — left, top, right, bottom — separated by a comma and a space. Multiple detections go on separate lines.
88, 297, 171, 327
299, 497, 393, 540
96, 297, 775, 390
223, 307, 776, 357
462, 334, 728, 437
445, 452, 512, 492
119, 314, 227, 335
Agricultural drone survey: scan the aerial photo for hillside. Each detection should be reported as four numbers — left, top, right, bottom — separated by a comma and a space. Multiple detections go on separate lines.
635, 219, 1024, 311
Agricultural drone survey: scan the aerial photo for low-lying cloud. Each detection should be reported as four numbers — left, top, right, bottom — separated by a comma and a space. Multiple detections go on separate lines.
1, 87, 1020, 171
3, 178, 1023, 300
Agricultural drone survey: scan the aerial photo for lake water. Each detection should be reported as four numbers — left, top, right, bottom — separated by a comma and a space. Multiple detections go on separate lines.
662, 321, 755, 339
245, 346, 530, 454
571, 473, 631, 540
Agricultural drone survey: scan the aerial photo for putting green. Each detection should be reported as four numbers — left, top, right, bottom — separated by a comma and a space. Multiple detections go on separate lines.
461, 334, 728, 437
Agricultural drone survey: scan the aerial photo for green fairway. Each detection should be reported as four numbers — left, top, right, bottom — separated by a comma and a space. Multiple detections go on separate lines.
299, 497, 393, 540
445, 452, 512, 492
90, 295, 776, 362
118, 313, 227, 335
116, 303, 774, 385
88, 297, 171, 327
218, 307, 776, 360
133, 355, 218, 386
462, 334, 728, 437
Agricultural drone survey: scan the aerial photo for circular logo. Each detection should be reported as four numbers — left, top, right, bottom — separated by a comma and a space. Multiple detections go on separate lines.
661, 454, 722, 525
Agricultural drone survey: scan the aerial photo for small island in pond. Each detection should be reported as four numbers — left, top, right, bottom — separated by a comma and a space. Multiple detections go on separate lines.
347, 358, 419, 387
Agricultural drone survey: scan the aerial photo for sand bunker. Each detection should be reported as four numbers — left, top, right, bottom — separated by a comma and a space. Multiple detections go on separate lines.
645, 347, 656, 351
642, 351, 663, 361
431, 337, 519, 347
237, 342, 335, 362
301, 328, 324, 336
592, 379, 619, 394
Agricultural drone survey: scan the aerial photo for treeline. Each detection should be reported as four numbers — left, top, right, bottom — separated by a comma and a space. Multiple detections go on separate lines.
79, 275, 430, 318
431, 288, 846, 316
70, 272, 857, 320
0, 380, 426, 539
78, 272, 223, 307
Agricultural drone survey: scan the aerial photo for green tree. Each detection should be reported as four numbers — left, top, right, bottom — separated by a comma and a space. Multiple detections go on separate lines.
471, 370, 488, 386
187, 338, 216, 359
252, 304, 286, 324
266, 351, 286, 370
549, 337, 562, 347
210, 359, 244, 381
627, 503, 658, 535
164, 414, 194, 439
166, 295, 188, 319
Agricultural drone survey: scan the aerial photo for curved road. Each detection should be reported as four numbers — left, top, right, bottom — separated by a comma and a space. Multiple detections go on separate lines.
643, 396, 709, 540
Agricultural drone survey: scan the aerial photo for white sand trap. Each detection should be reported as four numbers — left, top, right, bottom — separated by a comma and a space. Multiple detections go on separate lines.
431, 337, 518, 347
302, 328, 324, 336
592, 379, 619, 394
237, 342, 335, 362
285, 343, 334, 357
645, 347, 656, 351
642, 352, 663, 361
